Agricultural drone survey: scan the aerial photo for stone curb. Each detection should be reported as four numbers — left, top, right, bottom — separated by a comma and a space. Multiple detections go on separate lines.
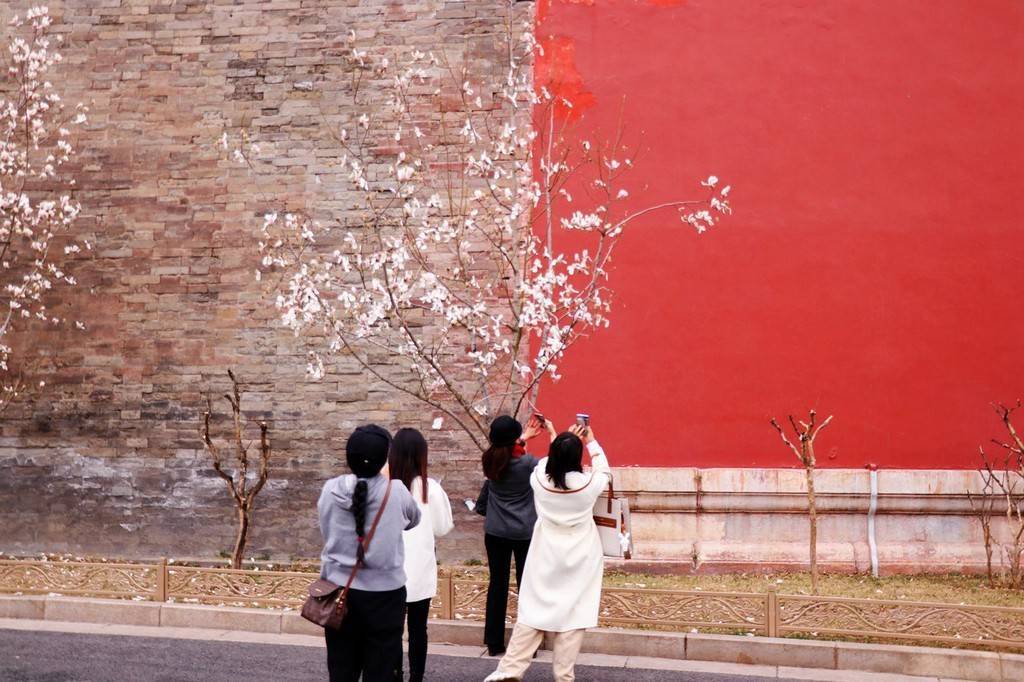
1, 595, 1020, 681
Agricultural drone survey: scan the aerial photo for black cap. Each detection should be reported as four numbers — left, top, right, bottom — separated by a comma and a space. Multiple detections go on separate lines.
345, 424, 392, 478
488, 415, 522, 448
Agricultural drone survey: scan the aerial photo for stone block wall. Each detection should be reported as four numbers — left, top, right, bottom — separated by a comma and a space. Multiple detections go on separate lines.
0, 0, 529, 562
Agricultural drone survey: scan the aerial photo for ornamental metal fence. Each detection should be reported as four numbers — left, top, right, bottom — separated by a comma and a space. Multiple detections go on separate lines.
1, 558, 1022, 650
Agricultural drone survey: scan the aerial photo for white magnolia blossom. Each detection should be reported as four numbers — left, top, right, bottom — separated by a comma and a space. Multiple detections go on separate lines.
233, 5, 732, 447
0, 7, 88, 408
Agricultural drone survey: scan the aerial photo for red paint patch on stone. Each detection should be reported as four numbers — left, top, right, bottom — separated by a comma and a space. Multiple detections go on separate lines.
539, 0, 598, 23
537, 0, 551, 23
539, 0, 684, 18
535, 35, 596, 121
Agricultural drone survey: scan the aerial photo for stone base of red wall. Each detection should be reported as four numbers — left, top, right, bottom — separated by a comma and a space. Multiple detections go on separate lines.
614, 468, 998, 575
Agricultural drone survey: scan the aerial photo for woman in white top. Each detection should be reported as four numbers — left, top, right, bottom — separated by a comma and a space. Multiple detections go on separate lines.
486, 424, 610, 682
388, 428, 454, 682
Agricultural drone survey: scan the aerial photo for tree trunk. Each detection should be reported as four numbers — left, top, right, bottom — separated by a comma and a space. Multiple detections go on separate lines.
1011, 542, 1024, 590
805, 456, 819, 595
231, 504, 250, 570
982, 520, 994, 587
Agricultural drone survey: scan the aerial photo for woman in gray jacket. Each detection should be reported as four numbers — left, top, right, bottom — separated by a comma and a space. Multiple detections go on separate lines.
318, 424, 421, 681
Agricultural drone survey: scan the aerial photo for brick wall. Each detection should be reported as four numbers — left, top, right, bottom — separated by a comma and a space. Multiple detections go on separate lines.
0, 0, 530, 562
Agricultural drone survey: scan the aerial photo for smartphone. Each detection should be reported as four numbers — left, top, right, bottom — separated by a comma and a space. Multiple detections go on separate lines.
533, 412, 545, 425
575, 413, 590, 427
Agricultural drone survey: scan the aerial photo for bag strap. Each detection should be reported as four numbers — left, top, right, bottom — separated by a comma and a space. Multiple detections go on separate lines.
336, 480, 393, 608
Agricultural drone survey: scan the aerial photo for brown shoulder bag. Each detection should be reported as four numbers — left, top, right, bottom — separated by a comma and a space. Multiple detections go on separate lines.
301, 480, 392, 630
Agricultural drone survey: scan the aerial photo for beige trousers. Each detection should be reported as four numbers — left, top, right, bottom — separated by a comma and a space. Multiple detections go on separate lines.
484, 623, 586, 682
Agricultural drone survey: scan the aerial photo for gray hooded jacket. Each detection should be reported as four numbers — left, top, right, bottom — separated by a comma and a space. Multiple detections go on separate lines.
474, 453, 539, 540
318, 473, 421, 591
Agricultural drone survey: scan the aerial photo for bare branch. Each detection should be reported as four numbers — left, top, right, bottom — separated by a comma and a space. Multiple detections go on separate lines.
769, 417, 802, 460
810, 414, 834, 440
248, 421, 272, 502
200, 397, 241, 505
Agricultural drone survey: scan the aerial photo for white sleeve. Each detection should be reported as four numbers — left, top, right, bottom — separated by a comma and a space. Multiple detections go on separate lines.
428, 479, 454, 538
586, 441, 612, 499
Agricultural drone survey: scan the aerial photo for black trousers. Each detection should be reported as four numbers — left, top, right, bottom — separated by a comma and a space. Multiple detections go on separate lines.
325, 586, 406, 682
405, 598, 431, 682
483, 533, 531, 651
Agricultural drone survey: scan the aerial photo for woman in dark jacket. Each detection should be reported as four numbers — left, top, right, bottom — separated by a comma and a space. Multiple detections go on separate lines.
474, 414, 555, 655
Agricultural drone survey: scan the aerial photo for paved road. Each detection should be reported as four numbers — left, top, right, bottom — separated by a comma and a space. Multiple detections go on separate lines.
0, 629, 805, 682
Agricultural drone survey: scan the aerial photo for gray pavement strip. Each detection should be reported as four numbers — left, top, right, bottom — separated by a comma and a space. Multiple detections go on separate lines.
0, 628, 814, 682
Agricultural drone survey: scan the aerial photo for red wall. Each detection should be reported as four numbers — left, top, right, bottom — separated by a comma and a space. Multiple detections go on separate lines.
535, 0, 1024, 469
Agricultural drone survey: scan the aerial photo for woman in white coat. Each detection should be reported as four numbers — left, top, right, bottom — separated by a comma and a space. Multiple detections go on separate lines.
388, 428, 454, 682
485, 424, 610, 682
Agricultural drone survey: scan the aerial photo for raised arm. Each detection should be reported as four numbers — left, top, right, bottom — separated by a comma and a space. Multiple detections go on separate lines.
428, 479, 455, 537
588, 441, 611, 481
569, 424, 611, 501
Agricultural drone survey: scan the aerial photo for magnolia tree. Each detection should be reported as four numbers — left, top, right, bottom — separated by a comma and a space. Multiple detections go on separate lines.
0, 6, 88, 412
232, 5, 731, 450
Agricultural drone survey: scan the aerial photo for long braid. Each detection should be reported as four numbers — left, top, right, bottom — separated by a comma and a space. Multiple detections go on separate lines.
352, 479, 368, 562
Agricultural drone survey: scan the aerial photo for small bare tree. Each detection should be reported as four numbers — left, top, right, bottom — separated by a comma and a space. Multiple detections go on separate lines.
199, 370, 272, 569
967, 457, 997, 586
970, 402, 1024, 588
770, 409, 833, 594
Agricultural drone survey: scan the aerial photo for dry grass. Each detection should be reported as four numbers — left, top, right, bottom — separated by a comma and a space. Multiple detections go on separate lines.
601, 571, 1024, 608
450, 565, 1024, 608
